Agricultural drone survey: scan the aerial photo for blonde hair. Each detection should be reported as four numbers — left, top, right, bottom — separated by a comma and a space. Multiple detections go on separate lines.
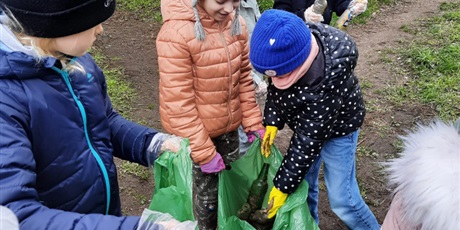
2, 8, 85, 73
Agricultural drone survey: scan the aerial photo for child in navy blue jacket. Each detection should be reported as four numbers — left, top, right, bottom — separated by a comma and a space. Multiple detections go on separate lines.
250, 10, 379, 229
0, 1, 182, 229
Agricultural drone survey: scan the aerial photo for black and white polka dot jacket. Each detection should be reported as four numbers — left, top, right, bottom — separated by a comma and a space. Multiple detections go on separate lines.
265, 23, 366, 194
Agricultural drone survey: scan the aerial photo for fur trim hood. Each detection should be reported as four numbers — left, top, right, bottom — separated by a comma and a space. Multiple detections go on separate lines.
385, 120, 460, 230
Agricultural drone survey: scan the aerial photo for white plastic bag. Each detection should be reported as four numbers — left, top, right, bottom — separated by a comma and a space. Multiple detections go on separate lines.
0, 205, 19, 230
137, 209, 197, 230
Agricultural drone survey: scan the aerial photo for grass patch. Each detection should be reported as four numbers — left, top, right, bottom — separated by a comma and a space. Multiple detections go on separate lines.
391, 139, 404, 154
90, 49, 136, 118
386, 3, 460, 120
121, 161, 151, 181
117, 0, 162, 21
259, 0, 274, 12
331, 0, 396, 27
357, 145, 378, 159
351, 0, 396, 24
116, 0, 392, 26
134, 193, 149, 206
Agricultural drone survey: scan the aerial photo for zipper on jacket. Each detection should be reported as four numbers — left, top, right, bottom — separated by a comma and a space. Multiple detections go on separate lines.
219, 22, 233, 131
52, 66, 111, 215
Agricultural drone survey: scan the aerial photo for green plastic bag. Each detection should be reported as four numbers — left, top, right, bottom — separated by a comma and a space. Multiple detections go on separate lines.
148, 139, 194, 222
149, 138, 319, 229
218, 138, 319, 230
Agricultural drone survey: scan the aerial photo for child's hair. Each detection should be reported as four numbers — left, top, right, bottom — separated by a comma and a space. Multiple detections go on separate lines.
1, 0, 115, 72
2, 8, 84, 73
192, 0, 241, 41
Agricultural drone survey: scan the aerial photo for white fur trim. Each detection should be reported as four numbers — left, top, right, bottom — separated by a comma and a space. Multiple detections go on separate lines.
385, 120, 460, 230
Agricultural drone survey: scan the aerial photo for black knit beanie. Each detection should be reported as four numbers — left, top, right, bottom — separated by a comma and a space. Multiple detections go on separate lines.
0, 0, 116, 38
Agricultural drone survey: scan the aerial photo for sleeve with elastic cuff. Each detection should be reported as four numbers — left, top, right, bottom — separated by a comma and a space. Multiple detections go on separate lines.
107, 105, 158, 166
263, 83, 286, 130
273, 94, 340, 194
157, 26, 216, 165
238, 23, 264, 133
0, 87, 140, 230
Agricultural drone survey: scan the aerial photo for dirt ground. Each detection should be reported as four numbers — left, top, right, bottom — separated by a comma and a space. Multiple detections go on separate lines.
95, 0, 448, 229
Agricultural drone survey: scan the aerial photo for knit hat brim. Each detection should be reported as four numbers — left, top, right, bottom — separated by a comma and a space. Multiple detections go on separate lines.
249, 9, 312, 77
251, 43, 310, 77
1, 0, 116, 38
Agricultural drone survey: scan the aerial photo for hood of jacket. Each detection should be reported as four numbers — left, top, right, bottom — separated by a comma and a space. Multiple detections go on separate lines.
385, 120, 460, 229
161, 0, 195, 22
0, 22, 58, 80
161, 0, 231, 25
160, 0, 239, 40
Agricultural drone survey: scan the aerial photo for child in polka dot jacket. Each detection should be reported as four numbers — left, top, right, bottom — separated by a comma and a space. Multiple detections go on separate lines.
250, 10, 380, 229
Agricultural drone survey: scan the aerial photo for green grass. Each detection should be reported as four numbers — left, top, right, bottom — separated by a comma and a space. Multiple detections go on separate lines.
350, 0, 396, 24
116, 0, 392, 27
258, 0, 274, 12
357, 145, 378, 159
120, 161, 151, 181
117, 0, 162, 21
386, 2, 460, 120
90, 49, 136, 118
327, 0, 395, 27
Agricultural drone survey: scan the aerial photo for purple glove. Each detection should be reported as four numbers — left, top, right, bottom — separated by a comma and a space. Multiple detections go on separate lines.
200, 152, 226, 174
247, 129, 266, 143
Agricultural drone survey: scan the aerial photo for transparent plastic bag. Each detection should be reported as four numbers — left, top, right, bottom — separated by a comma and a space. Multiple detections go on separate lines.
137, 209, 197, 230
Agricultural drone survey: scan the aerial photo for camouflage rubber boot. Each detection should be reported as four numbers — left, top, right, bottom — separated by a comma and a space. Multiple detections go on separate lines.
192, 164, 218, 230
192, 130, 240, 230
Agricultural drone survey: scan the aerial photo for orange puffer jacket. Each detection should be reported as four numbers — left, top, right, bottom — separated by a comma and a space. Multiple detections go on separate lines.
156, 0, 263, 164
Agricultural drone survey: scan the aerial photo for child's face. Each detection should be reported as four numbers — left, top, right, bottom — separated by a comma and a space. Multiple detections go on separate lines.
201, 0, 240, 22
51, 24, 103, 57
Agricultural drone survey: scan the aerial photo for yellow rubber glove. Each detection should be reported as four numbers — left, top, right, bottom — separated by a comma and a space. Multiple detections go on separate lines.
267, 186, 288, 219
261, 125, 278, 158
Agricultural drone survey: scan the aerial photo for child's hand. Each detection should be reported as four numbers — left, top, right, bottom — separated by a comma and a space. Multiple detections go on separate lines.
349, 0, 368, 15
304, 6, 324, 23
267, 186, 288, 219
200, 152, 225, 174
147, 133, 184, 167
160, 135, 183, 153
262, 126, 278, 158
246, 129, 266, 143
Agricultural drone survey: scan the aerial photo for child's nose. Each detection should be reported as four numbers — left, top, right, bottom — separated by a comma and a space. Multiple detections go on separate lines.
223, 2, 234, 13
95, 24, 104, 35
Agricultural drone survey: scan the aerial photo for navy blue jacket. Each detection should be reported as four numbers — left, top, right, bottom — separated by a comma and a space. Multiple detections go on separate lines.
273, 0, 350, 25
264, 23, 365, 193
0, 45, 158, 229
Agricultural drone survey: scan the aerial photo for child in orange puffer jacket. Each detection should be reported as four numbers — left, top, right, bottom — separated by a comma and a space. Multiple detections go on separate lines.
156, 0, 265, 229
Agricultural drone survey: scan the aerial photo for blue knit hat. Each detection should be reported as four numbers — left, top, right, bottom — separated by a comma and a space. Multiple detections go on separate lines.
250, 9, 311, 77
